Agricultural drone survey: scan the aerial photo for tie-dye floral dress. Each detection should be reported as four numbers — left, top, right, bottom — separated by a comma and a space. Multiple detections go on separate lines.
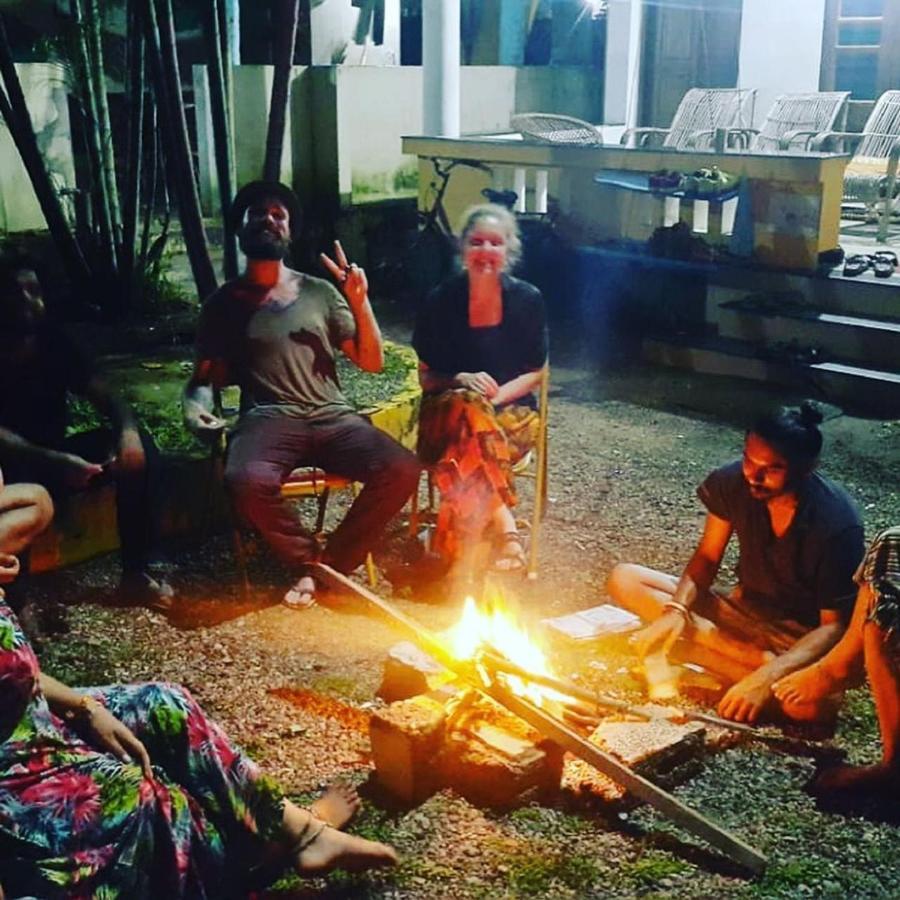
0, 600, 285, 898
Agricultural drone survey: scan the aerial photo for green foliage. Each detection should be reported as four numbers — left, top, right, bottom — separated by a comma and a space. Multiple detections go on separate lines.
40, 632, 134, 687
620, 850, 690, 888
503, 847, 601, 895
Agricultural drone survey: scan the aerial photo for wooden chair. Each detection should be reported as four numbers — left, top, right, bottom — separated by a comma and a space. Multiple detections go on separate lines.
409, 366, 550, 579
811, 89, 900, 243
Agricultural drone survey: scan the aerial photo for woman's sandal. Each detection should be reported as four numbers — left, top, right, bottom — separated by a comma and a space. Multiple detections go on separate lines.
493, 531, 527, 573
873, 250, 898, 278
842, 254, 871, 277
283, 572, 317, 610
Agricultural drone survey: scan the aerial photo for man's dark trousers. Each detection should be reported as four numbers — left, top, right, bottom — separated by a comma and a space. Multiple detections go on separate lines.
224, 411, 421, 573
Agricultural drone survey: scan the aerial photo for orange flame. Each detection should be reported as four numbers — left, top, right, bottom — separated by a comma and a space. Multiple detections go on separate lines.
448, 593, 564, 706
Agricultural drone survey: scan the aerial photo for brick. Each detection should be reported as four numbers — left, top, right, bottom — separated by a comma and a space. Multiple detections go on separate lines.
377, 641, 454, 703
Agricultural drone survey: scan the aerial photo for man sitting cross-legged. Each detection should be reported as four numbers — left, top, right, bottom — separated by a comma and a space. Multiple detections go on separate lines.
183, 181, 420, 608
774, 526, 900, 797
607, 402, 865, 724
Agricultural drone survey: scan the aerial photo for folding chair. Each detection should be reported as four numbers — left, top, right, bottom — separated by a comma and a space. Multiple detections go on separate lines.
409, 366, 550, 579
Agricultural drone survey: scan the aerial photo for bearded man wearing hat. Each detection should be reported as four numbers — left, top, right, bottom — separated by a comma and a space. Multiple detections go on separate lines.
183, 181, 420, 608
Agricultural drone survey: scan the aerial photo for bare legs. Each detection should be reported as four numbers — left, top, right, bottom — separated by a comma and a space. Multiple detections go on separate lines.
0, 482, 53, 555
776, 585, 900, 793
606, 563, 773, 674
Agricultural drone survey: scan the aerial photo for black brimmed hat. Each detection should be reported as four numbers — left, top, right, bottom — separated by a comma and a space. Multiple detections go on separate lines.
229, 180, 302, 233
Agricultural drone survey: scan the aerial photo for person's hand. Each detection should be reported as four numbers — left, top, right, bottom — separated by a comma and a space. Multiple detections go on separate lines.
58, 453, 104, 490
83, 702, 153, 780
113, 428, 146, 475
629, 610, 686, 659
456, 371, 499, 398
717, 669, 773, 723
320, 240, 368, 310
184, 405, 226, 444
0, 554, 19, 584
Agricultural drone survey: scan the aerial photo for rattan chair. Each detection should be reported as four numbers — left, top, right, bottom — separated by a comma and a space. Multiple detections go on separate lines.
743, 91, 850, 152
511, 113, 603, 146
811, 89, 900, 242
621, 88, 757, 150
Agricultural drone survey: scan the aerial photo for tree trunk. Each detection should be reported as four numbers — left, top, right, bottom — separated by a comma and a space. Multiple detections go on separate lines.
263, 0, 299, 182
70, 0, 116, 277
121, 0, 144, 304
86, 0, 122, 249
203, 0, 238, 279
0, 15, 89, 286
144, 0, 217, 300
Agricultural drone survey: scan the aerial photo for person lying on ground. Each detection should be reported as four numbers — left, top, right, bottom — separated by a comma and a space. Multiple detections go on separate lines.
0, 470, 397, 897
607, 402, 865, 724
0, 253, 173, 612
412, 203, 548, 582
183, 181, 420, 611
774, 526, 900, 795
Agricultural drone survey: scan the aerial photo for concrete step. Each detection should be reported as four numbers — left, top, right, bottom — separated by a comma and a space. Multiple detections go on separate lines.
642, 333, 900, 417
714, 299, 900, 371
708, 267, 900, 320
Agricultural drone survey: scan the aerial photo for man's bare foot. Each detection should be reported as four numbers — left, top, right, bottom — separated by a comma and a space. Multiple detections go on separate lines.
810, 762, 900, 795
773, 662, 840, 706
294, 820, 398, 876
309, 782, 361, 829
284, 575, 316, 610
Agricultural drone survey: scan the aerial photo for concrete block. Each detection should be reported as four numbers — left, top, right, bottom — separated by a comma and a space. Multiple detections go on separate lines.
369, 695, 447, 805
377, 641, 454, 703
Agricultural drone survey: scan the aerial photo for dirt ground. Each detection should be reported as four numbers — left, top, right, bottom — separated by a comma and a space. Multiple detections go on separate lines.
24, 317, 900, 898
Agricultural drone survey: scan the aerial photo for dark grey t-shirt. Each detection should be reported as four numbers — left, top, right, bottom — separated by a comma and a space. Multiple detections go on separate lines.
697, 460, 865, 626
197, 271, 357, 419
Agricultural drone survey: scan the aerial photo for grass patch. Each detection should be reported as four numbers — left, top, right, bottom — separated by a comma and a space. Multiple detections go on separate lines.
498, 844, 602, 895
307, 674, 373, 704
620, 850, 690, 889
40, 632, 135, 686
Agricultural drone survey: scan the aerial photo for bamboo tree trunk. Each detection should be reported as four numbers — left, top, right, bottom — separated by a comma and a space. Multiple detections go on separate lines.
70, 0, 116, 277
121, 0, 144, 304
0, 15, 89, 285
203, 0, 238, 279
263, 0, 299, 182
86, 0, 122, 249
144, 0, 217, 300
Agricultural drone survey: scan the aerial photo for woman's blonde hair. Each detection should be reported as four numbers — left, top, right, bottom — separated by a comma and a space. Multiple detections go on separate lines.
457, 203, 521, 270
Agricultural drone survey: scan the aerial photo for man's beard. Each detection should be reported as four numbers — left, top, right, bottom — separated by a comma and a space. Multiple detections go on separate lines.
239, 226, 290, 261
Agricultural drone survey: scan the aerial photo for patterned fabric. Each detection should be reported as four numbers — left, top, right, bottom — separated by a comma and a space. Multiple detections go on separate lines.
417, 389, 538, 561
0, 600, 285, 899
857, 525, 900, 641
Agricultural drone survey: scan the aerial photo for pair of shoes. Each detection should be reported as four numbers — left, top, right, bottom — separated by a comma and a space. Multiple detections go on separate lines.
118, 571, 175, 613
843, 250, 898, 277
492, 532, 526, 573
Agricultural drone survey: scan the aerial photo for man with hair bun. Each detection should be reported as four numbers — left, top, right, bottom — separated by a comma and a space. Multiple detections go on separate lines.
607, 402, 865, 724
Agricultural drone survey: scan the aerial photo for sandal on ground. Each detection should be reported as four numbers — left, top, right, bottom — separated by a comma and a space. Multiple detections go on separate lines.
283, 573, 317, 610
492, 532, 526, 573
842, 254, 871, 277
873, 250, 898, 278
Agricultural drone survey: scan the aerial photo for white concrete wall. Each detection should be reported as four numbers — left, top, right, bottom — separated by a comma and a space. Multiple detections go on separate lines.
0, 63, 76, 233
737, 0, 827, 127
195, 64, 601, 210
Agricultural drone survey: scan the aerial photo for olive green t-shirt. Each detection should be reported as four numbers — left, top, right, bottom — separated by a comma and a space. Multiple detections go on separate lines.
197, 271, 357, 419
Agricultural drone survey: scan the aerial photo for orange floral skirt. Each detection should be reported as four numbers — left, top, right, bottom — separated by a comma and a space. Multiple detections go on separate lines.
417, 389, 539, 561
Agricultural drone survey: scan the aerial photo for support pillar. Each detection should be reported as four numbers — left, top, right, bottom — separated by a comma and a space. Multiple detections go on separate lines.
423, 0, 460, 137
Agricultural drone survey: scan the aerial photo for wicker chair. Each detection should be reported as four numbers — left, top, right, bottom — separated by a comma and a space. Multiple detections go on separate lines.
620, 88, 757, 150
511, 113, 603, 146
811, 90, 900, 242
744, 92, 850, 152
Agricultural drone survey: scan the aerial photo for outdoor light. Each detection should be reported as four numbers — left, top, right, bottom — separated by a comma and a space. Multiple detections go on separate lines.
584, 0, 609, 18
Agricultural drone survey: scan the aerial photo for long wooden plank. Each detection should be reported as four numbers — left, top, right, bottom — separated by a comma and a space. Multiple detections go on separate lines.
312, 565, 768, 874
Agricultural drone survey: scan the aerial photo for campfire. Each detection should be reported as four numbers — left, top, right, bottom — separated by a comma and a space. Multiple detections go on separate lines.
314, 563, 768, 875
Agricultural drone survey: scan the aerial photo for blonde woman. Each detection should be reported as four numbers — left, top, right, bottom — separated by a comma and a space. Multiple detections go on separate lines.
413, 204, 548, 576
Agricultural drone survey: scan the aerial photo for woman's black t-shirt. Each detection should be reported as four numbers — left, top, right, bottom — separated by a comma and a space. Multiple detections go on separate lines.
412, 272, 548, 395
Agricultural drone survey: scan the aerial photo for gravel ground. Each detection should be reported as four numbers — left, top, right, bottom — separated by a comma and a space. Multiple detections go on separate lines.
25, 353, 900, 899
